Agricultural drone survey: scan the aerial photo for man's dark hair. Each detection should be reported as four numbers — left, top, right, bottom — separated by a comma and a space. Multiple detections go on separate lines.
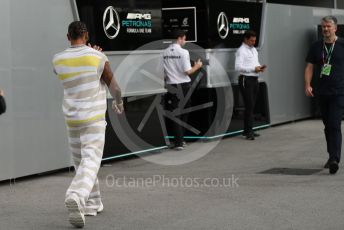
68, 21, 88, 40
243, 30, 257, 40
172, 29, 187, 39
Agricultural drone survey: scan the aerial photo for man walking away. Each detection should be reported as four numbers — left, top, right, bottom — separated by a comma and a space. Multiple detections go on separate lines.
53, 21, 123, 228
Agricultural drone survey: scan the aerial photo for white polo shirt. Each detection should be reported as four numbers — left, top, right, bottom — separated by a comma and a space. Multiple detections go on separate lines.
235, 43, 261, 77
163, 43, 192, 84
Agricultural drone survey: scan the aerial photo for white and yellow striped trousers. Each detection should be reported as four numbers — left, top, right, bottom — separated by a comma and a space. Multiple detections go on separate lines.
65, 120, 106, 216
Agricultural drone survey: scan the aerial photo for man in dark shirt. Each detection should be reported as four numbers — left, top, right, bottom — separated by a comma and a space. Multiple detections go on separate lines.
304, 15, 344, 174
0, 90, 6, 115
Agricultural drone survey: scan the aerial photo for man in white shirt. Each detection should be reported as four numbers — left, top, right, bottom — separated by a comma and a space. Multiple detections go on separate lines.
235, 30, 266, 140
163, 30, 202, 150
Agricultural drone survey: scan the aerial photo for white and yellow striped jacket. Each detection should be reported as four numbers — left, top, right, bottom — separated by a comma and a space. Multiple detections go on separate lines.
53, 45, 108, 127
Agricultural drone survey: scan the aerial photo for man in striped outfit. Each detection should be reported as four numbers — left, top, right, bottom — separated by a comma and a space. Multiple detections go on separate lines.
53, 21, 123, 228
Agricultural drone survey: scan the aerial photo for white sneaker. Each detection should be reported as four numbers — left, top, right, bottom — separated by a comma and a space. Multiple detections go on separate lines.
65, 194, 85, 228
97, 202, 104, 213
84, 202, 104, 216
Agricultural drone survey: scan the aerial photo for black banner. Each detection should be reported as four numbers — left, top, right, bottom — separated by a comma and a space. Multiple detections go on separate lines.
207, 0, 263, 48
75, 0, 162, 51
162, 7, 197, 42
162, 0, 263, 49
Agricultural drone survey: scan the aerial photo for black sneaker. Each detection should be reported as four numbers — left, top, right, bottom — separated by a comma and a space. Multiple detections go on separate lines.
324, 160, 330, 169
242, 132, 260, 137
329, 161, 339, 174
246, 134, 255, 140
169, 141, 186, 148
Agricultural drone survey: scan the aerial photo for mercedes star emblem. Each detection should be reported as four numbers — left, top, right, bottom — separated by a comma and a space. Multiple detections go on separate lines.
217, 12, 229, 39
103, 6, 120, 39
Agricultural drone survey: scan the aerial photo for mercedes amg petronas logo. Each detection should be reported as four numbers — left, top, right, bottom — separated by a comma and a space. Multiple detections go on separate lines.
217, 12, 229, 39
103, 6, 121, 39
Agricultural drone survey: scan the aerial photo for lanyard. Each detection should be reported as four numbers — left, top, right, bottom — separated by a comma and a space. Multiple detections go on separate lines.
323, 38, 337, 64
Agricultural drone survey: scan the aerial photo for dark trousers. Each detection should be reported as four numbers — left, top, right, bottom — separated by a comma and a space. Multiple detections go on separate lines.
318, 95, 344, 163
164, 82, 191, 146
238, 75, 259, 134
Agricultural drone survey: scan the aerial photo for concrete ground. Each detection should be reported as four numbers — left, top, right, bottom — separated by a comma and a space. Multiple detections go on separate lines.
0, 119, 343, 230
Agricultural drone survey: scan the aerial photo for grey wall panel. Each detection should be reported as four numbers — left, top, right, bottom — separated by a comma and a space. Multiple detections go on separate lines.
260, 4, 344, 125
0, 0, 75, 180
0, 71, 14, 181
0, 0, 14, 181
0, 0, 10, 69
